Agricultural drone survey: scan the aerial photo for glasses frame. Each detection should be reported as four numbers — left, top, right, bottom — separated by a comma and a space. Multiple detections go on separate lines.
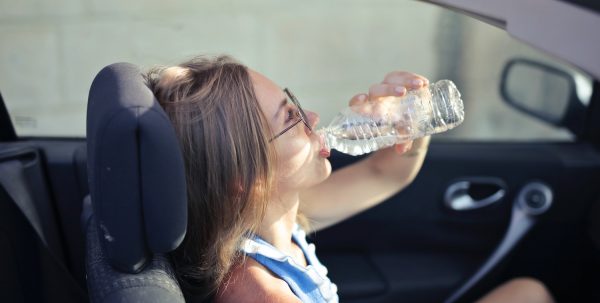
269, 88, 312, 142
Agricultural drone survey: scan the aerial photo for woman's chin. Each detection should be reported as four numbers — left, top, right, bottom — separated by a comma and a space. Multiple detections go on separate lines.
316, 158, 332, 183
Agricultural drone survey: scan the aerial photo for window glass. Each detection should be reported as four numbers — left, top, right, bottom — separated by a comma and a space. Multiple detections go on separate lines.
0, 0, 591, 139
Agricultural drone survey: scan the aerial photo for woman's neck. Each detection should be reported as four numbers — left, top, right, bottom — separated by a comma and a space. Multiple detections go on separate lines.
257, 192, 300, 254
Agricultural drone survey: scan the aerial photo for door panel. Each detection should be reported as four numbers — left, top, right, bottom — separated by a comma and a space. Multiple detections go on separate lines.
315, 142, 600, 302
37, 140, 89, 288
0, 140, 89, 301
3, 140, 90, 289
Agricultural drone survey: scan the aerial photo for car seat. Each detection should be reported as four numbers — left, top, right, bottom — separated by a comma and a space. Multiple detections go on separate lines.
84, 62, 187, 303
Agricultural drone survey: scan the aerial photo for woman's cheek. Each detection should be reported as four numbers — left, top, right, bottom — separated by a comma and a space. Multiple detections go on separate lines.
275, 138, 312, 176
278, 135, 310, 158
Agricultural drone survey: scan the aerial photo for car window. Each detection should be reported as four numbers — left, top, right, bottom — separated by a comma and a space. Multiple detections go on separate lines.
0, 1, 592, 140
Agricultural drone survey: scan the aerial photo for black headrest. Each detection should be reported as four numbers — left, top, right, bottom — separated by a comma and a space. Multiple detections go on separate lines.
87, 63, 187, 273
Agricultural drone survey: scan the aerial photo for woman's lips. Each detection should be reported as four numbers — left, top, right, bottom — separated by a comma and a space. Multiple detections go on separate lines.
318, 133, 331, 158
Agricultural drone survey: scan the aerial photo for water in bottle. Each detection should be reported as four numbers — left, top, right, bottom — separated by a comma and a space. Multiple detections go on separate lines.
317, 80, 464, 156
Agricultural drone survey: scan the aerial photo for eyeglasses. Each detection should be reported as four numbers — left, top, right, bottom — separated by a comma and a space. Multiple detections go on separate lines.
269, 88, 312, 142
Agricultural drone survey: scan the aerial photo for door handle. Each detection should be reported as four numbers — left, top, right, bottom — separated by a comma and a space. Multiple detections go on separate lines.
444, 181, 553, 303
444, 178, 506, 211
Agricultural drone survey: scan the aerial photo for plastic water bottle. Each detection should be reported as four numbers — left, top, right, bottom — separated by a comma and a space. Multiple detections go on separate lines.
317, 80, 464, 156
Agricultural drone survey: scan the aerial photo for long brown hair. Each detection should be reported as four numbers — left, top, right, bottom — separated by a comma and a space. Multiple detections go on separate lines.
145, 55, 275, 298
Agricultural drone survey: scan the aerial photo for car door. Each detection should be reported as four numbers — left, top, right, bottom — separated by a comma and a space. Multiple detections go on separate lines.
310, 2, 600, 302
317, 140, 600, 302
0, 96, 88, 301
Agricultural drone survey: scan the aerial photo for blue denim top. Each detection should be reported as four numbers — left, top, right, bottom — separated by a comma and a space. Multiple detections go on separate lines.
241, 225, 339, 303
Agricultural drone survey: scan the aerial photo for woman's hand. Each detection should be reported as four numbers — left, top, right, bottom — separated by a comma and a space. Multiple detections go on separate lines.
299, 71, 431, 232
348, 71, 430, 154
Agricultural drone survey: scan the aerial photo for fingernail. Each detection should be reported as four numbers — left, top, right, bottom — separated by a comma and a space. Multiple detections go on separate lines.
358, 94, 367, 101
411, 79, 423, 87
394, 86, 406, 94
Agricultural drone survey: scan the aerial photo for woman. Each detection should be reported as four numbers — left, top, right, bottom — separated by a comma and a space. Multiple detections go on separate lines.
146, 55, 554, 303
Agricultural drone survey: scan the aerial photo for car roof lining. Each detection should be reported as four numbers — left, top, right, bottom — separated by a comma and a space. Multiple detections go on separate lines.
422, 0, 600, 80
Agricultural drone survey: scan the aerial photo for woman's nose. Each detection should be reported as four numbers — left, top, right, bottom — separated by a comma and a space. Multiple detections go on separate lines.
306, 111, 320, 130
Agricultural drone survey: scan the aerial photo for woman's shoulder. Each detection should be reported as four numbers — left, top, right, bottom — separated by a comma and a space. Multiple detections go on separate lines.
214, 257, 301, 303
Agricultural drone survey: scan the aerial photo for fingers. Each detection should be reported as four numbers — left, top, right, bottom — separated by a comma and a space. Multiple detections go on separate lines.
348, 71, 430, 115
348, 93, 378, 116
367, 71, 430, 101
368, 83, 406, 100
383, 71, 429, 90
349, 84, 406, 108
349, 93, 369, 107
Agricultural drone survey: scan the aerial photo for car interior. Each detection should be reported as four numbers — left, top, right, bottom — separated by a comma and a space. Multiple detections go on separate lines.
1, 1, 600, 303
2, 64, 600, 303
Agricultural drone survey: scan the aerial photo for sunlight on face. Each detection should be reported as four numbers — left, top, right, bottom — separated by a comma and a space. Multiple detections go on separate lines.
249, 69, 331, 192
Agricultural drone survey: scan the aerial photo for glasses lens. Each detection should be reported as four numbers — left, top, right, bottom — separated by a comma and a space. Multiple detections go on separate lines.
284, 88, 311, 131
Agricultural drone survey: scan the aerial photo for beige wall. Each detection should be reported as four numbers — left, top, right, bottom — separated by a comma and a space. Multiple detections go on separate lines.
0, 0, 575, 140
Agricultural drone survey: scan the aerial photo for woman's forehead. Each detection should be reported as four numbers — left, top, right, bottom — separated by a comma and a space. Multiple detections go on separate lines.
249, 69, 286, 118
